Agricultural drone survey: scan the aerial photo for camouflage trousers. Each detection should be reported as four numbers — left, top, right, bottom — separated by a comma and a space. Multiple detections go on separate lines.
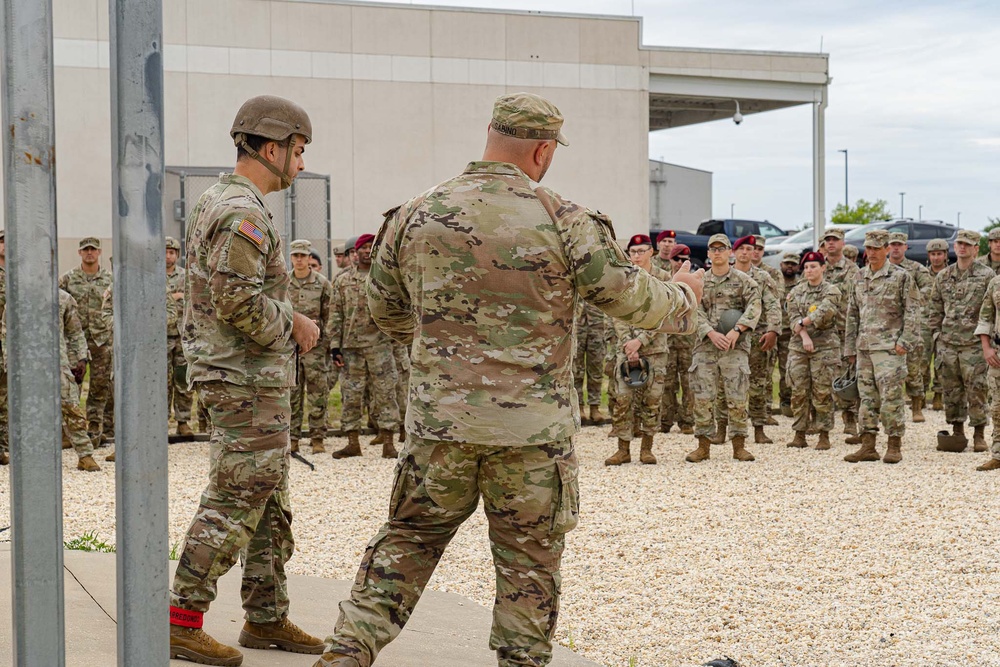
171, 381, 293, 623
291, 347, 330, 435
923, 329, 938, 393
573, 321, 606, 406
167, 335, 193, 424
660, 344, 693, 428
341, 347, 400, 433
935, 344, 988, 426
610, 352, 667, 441
857, 350, 907, 437
392, 343, 410, 425
904, 338, 925, 399
776, 331, 792, 408
692, 348, 750, 438
0, 368, 7, 454
832, 347, 859, 419
786, 346, 839, 433
748, 332, 772, 426
323, 436, 578, 667
987, 368, 1000, 462
62, 369, 93, 459
85, 339, 114, 438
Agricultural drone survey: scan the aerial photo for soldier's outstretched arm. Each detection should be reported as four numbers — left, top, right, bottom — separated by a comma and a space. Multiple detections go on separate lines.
367, 206, 417, 344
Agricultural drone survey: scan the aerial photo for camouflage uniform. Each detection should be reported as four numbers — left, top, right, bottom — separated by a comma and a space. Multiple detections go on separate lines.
171, 172, 298, 625
895, 256, 934, 399
573, 300, 608, 408
58, 289, 94, 460
59, 259, 114, 439
976, 255, 1000, 274
329, 265, 400, 433
661, 329, 694, 430
845, 262, 919, 437
692, 268, 762, 439
926, 262, 949, 394
391, 341, 410, 427
166, 262, 193, 425
974, 275, 1000, 462
825, 254, 862, 419
928, 259, 993, 427
743, 265, 782, 427
756, 260, 785, 414
322, 97, 698, 667
776, 269, 801, 410
289, 266, 332, 436
785, 280, 842, 433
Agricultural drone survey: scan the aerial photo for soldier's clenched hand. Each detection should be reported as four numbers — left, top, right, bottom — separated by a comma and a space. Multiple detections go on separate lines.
623, 339, 642, 357
292, 311, 320, 353
671, 261, 704, 303
894, 344, 906, 356
759, 331, 778, 352
707, 330, 731, 351
985, 346, 1000, 369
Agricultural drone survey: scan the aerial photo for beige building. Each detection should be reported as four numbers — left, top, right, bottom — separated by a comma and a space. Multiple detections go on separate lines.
10, 0, 829, 270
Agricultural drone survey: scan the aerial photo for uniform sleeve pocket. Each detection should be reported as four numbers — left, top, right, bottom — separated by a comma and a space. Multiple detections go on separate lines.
551, 454, 580, 535
589, 212, 632, 269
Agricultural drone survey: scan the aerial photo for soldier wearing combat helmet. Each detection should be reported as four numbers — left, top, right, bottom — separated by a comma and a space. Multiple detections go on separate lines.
168, 95, 324, 665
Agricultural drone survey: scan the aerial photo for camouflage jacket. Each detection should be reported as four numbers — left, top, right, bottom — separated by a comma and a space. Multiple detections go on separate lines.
928, 261, 995, 348
739, 265, 782, 334
785, 280, 842, 353
59, 266, 113, 341
895, 257, 934, 304
974, 275, 1000, 345
289, 269, 332, 346
613, 263, 672, 355
330, 265, 389, 349
59, 289, 88, 371
652, 255, 672, 272
366, 161, 697, 446
781, 273, 801, 332
757, 262, 784, 298
844, 262, 919, 356
166, 265, 186, 337
695, 268, 762, 354
182, 173, 295, 388
91, 283, 178, 349
976, 255, 1000, 274
824, 255, 860, 333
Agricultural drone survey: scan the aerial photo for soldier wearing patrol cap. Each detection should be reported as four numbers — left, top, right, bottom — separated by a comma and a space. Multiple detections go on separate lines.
165, 235, 194, 435
660, 243, 696, 434
925, 238, 950, 408
821, 227, 863, 439
775, 251, 802, 415
928, 229, 993, 451
887, 231, 934, 421
977, 227, 1000, 273
332, 244, 350, 272
60, 236, 114, 445
974, 267, 1000, 471
749, 235, 784, 428
314, 92, 701, 667
168, 94, 324, 664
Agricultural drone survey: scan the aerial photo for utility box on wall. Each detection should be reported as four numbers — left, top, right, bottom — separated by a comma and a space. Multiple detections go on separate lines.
649, 160, 712, 234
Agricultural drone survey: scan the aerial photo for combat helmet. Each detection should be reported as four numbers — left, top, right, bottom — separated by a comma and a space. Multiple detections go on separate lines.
715, 309, 744, 335
619, 358, 651, 389
231, 95, 311, 190
832, 365, 859, 402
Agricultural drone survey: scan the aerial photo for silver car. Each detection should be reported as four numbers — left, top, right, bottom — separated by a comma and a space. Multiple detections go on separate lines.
761, 224, 861, 268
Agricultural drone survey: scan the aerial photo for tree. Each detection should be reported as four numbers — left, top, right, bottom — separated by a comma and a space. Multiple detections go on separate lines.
979, 217, 1000, 256
829, 199, 893, 225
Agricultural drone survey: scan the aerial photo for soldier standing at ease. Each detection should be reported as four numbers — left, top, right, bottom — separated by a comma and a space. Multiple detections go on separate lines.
928, 230, 993, 451
314, 92, 702, 667
822, 228, 863, 442
775, 252, 801, 416
751, 236, 785, 425
977, 228, 1000, 273
784, 252, 841, 449
289, 239, 333, 454
57, 290, 100, 471
652, 229, 676, 271
660, 243, 695, 434
165, 236, 194, 436
843, 229, 919, 464
974, 271, 1000, 471
739, 236, 782, 443
687, 234, 761, 463
574, 299, 609, 425
925, 238, 950, 409
328, 234, 400, 460
888, 231, 933, 422
168, 95, 324, 665
60, 237, 114, 445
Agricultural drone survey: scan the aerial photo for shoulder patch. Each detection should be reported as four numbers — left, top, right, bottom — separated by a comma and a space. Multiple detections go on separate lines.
236, 218, 265, 247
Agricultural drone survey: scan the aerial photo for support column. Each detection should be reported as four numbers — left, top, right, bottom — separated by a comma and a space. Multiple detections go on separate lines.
812, 89, 828, 250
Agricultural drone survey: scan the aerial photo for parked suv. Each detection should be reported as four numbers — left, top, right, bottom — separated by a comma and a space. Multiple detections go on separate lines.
844, 219, 958, 265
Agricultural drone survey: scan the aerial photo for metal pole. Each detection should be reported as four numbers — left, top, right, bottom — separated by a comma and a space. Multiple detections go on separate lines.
109, 1, 169, 665
1, 0, 65, 664
812, 92, 827, 249
899, 192, 905, 219
325, 175, 333, 280
730, 203, 734, 218
838, 149, 848, 207
918, 205, 923, 220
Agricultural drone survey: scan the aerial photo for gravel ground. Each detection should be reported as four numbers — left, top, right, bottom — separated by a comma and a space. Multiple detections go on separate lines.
2, 406, 999, 667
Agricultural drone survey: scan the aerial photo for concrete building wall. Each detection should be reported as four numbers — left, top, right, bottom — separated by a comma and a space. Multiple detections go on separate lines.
649, 160, 712, 233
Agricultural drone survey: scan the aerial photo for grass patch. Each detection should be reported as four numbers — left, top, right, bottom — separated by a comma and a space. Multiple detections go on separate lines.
64, 530, 115, 553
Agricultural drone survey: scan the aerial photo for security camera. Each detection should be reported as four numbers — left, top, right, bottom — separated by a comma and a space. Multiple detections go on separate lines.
733, 100, 743, 125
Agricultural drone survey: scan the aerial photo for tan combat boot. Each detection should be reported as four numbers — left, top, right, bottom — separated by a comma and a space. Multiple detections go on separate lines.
639, 435, 656, 464
973, 425, 988, 453
197, 417, 208, 433
313, 654, 362, 667
170, 625, 244, 666
816, 431, 831, 451
911, 396, 925, 423
589, 405, 605, 423
883, 435, 902, 464
754, 425, 773, 444
369, 431, 385, 446
844, 432, 880, 463
765, 414, 779, 426
842, 410, 858, 436
176, 422, 194, 437
380, 430, 398, 459
932, 392, 943, 411
786, 431, 807, 448
953, 421, 966, 437
845, 414, 863, 444
976, 458, 1000, 471
330, 431, 362, 459
238, 617, 325, 655
62, 432, 72, 449
104, 451, 115, 462
680, 423, 694, 435
685, 436, 711, 463
604, 439, 631, 466
660, 422, 673, 433
731, 435, 755, 461
0, 451, 9, 465
709, 420, 728, 444
398, 426, 406, 443
77, 455, 101, 472
310, 437, 326, 454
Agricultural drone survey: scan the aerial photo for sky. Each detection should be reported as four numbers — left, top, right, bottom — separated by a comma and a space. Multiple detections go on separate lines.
359, 0, 1000, 231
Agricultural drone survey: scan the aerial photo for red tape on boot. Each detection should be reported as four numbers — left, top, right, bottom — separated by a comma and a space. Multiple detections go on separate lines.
169, 606, 204, 628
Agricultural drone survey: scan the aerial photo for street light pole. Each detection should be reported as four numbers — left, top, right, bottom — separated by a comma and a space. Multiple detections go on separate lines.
899, 192, 906, 218
730, 203, 735, 218
918, 204, 923, 220
957, 212, 962, 229
838, 149, 848, 207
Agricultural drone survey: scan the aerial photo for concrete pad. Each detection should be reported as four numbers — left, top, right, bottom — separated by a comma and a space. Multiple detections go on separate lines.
0, 548, 598, 666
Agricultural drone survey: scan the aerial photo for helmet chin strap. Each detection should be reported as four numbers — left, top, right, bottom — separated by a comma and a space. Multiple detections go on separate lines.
234, 133, 295, 190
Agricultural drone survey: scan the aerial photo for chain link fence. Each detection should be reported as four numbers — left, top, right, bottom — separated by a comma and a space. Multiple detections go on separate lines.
164, 167, 332, 278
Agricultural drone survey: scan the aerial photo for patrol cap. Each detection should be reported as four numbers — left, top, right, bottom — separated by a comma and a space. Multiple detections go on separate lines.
355, 233, 375, 250
956, 229, 981, 246
708, 233, 731, 249
309, 251, 322, 265
344, 236, 359, 252
753, 236, 766, 249
627, 234, 652, 249
843, 245, 859, 260
289, 239, 313, 255
732, 235, 755, 251
864, 229, 890, 248
0, 229, 5, 241
800, 250, 826, 266
79, 236, 101, 249
491, 92, 568, 146
668, 244, 691, 260
823, 227, 845, 241
989, 228, 1000, 241
888, 231, 908, 245
781, 252, 801, 264
656, 230, 676, 243
926, 239, 949, 252
332, 244, 346, 256
165, 236, 181, 251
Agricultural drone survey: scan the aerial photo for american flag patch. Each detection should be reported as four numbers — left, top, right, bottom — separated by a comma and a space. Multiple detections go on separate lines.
236, 219, 265, 246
